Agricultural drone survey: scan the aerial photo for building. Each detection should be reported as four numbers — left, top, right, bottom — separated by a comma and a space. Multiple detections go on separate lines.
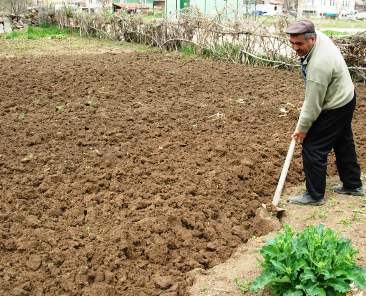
165, 0, 283, 18
30, 0, 113, 12
355, 0, 366, 11
165, 0, 241, 18
153, 0, 165, 11
117, 0, 154, 6
166, 0, 247, 18
298, 0, 356, 17
253, 0, 283, 16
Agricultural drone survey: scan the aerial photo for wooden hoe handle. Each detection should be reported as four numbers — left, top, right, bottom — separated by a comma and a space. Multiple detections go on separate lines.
272, 138, 296, 206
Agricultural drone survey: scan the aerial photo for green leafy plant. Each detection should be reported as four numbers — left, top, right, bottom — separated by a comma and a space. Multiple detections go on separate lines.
307, 209, 328, 220
234, 277, 251, 293
251, 224, 366, 295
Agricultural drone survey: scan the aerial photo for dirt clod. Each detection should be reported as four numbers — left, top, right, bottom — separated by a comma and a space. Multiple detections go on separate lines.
154, 275, 173, 290
26, 255, 42, 271
12, 287, 29, 296
252, 207, 282, 235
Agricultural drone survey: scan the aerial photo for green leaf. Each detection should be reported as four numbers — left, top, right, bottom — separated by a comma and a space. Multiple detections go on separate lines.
273, 275, 291, 283
325, 288, 344, 296
262, 244, 278, 255
321, 269, 335, 280
293, 258, 306, 272
300, 267, 316, 282
283, 290, 303, 296
305, 285, 326, 296
347, 267, 366, 288
333, 269, 348, 277
250, 271, 272, 292
326, 278, 351, 293
270, 259, 287, 273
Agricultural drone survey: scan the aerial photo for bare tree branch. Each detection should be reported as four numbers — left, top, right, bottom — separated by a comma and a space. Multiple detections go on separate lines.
0, 0, 30, 16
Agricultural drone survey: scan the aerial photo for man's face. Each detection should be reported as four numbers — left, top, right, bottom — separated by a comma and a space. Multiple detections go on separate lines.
289, 34, 316, 57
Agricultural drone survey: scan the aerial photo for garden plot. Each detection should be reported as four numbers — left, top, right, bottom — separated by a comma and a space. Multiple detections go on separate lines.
0, 52, 365, 296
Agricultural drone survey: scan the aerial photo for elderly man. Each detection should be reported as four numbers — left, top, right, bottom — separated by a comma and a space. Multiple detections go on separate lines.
287, 20, 363, 206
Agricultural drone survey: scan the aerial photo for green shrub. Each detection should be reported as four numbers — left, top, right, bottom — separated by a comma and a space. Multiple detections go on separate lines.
251, 224, 366, 295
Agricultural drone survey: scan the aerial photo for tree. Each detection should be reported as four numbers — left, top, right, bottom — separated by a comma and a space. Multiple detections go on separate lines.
283, 0, 299, 16
0, 0, 30, 16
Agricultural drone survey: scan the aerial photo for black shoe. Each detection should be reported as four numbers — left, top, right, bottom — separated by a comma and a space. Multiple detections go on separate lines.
333, 185, 364, 196
288, 192, 325, 206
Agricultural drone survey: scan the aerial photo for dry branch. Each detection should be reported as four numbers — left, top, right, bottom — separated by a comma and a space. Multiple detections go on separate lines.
240, 49, 298, 68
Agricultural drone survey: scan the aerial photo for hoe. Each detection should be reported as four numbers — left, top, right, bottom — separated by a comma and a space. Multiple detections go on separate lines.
272, 138, 297, 208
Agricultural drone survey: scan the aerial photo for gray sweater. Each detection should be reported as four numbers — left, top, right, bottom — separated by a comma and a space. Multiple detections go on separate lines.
296, 31, 354, 133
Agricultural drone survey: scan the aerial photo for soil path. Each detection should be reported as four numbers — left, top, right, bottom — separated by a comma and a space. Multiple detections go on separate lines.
0, 51, 365, 296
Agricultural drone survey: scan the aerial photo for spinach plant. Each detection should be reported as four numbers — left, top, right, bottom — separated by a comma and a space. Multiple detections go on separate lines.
251, 224, 366, 295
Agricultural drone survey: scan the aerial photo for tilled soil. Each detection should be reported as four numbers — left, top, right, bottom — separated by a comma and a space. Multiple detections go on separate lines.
0, 52, 365, 296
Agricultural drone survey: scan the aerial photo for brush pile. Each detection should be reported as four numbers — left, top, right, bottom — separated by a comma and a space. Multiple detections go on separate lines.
336, 31, 366, 67
335, 31, 366, 80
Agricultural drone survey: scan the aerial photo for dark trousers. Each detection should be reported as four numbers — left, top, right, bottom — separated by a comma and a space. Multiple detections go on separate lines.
302, 94, 362, 200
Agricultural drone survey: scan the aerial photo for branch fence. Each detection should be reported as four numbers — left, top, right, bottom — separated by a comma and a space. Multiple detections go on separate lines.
32, 7, 366, 81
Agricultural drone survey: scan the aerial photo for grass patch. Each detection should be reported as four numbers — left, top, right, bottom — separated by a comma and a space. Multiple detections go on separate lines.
4, 31, 23, 39
180, 44, 198, 57
2, 24, 73, 40
143, 11, 165, 22
203, 42, 242, 62
307, 208, 329, 220
327, 196, 339, 207
311, 18, 366, 29
0, 35, 153, 57
339, 218, 353, 228
321, 29, 349, 37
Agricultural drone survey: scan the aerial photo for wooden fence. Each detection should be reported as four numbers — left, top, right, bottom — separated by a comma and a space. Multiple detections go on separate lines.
24, 7, 366, 80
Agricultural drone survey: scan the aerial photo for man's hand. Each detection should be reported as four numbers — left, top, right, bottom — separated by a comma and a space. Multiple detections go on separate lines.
293, 131, 307, 143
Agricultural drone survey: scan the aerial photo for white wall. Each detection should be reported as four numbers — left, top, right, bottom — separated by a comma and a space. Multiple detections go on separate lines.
298, 0, 356, 16
250, 3, 283, 15
165, 0, 178, 18
166, 0, 249, 19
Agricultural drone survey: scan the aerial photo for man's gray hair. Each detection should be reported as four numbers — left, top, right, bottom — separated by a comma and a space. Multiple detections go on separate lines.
304, 32, 317, 40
